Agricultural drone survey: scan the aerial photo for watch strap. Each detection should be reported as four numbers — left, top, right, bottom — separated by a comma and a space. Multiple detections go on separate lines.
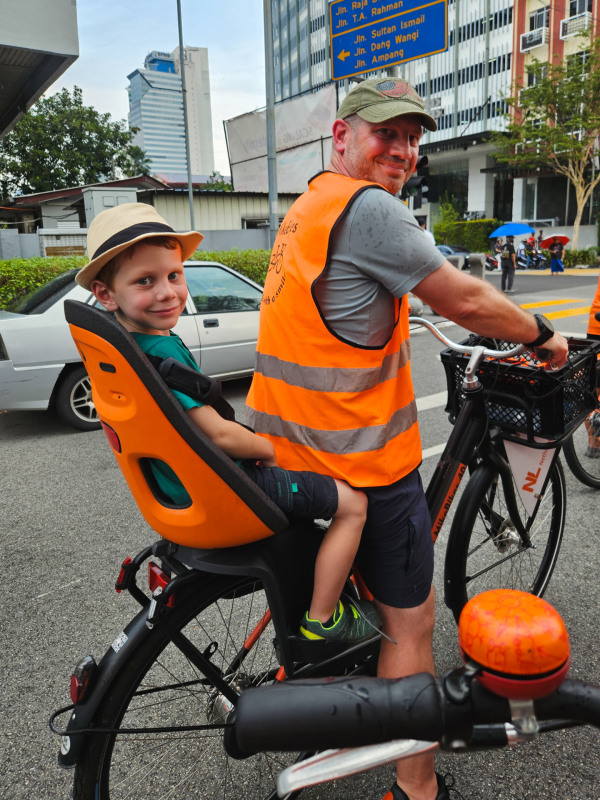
524, 315, 554, 349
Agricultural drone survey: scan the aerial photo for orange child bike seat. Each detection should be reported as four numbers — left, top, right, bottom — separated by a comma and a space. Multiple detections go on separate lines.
64, 300, 288, 549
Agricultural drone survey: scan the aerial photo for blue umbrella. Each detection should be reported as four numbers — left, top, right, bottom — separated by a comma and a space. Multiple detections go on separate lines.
489, 223, 535, 238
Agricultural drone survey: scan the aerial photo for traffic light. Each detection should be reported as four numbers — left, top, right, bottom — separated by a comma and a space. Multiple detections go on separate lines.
401, 155, 428, 208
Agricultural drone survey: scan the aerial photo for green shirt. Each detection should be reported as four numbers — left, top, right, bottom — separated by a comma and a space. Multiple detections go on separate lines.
132, 331, 204, 506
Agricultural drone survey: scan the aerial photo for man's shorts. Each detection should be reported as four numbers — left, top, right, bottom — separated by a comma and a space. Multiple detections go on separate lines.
243, 463, 338, 519
354, 468, 433, 610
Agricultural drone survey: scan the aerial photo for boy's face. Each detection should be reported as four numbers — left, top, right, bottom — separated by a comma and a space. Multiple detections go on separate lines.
91, 243, 188, 335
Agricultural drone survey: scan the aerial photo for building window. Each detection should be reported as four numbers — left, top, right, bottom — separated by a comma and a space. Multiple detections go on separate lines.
570, 0, 592, 15
530, 7, 549, 29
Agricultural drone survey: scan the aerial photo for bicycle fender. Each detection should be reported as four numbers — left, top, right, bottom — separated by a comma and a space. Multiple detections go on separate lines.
58, 604, 152, 768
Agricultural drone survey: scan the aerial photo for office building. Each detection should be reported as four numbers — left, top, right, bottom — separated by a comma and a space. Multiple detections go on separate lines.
270, 0, 598, 232
127, 47, 214, 177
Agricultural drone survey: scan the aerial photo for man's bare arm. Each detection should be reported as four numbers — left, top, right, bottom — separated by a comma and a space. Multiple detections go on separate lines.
413, 262, 568, 368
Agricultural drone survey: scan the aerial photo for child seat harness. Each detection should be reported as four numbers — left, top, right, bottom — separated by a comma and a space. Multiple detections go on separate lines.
143, 349, 254, 430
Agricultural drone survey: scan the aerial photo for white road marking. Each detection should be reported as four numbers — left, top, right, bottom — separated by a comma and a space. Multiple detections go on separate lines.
416, 391, 447, 412
36, 578, 82, 599
409, 319, 456, 334
422, 443, 446, 459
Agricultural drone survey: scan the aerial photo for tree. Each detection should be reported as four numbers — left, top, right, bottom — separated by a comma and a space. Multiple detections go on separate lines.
432, 199, 460, 244
123, 144, 152, 177
0, 87, 149, 196
491, 34, 600, 248
204, 171, 232, 191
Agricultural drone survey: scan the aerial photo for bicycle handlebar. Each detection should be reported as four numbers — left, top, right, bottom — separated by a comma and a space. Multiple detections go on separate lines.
409, 317, 526, 360
234, 673, 600, 755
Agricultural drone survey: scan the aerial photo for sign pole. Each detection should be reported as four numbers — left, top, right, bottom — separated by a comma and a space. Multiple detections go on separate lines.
176, 0, 195, 230
263, 0, 279, 248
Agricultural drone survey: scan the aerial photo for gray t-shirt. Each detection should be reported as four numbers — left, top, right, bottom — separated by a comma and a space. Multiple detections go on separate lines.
313, 188, 445, 347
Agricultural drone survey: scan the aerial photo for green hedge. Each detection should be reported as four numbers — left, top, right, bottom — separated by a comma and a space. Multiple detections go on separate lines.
562, 247, 599, 268
433, 218, 502, 252
0, 249, 272, 310
0, 256, 86, 309
190, 249, 270, 286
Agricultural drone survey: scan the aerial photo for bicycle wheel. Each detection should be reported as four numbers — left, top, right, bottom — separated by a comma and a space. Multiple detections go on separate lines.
444, 458, 566, 621
74, 573, 307, 800
563, 413, 600, 489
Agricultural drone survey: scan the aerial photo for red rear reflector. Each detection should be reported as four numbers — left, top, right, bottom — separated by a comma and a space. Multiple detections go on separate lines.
116, 557, 132, 593
148, 562, 174, 607
100, 421, 121, 453
70, 655, 97, 705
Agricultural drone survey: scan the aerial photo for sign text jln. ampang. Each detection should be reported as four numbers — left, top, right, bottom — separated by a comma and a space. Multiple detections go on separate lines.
329, 0, 448, 81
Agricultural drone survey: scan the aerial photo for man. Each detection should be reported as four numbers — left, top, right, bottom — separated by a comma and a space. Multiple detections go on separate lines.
537, 229, 544, 249
418, 218, 436, 245
525, 235, 535, 268
501, 235, 517, 292
246, 77, 568, 800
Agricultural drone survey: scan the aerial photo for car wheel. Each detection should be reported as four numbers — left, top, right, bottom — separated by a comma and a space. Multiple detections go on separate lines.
55, 366, 101, 431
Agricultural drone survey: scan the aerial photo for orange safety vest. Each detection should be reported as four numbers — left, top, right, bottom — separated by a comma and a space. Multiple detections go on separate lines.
246, 171, 421, 487
588, 274, 600, 337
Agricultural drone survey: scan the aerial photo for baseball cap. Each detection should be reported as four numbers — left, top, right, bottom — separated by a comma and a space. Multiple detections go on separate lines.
336, 77, 437, 132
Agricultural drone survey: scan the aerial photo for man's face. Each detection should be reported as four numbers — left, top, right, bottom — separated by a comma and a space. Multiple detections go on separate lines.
91, 243, 188, 335
335, 113, 423, 194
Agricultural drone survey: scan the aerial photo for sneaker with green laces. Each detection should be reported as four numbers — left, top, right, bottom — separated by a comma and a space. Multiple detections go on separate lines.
299, 599, 380, 643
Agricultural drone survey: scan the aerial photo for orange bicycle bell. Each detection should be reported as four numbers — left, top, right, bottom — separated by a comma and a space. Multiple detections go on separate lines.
458, 589, 570, 699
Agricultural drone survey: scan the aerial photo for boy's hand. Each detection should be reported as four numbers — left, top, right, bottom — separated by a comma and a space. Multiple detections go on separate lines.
257, 455, 278, 468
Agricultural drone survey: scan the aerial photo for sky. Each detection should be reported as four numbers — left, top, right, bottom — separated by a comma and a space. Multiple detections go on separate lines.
51, 0, 268, 175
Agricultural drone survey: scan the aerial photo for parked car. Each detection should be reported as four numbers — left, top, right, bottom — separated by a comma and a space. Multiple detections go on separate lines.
0, 262, 263, 432
435, 244, 472, 257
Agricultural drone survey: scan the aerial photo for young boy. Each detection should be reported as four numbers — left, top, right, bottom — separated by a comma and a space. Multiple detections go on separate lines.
84, 204, 378, 644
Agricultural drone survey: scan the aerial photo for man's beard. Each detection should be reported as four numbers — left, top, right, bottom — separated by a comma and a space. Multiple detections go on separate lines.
344, 137, 410, 194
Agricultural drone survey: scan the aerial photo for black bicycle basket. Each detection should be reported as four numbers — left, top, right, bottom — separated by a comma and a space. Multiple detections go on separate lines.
441, 336, 600, 441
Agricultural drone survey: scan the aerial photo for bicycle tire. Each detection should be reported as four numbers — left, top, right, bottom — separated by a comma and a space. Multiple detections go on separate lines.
563, 423, 600, 490
73, 573, 315, 800
444, 458, 566, 622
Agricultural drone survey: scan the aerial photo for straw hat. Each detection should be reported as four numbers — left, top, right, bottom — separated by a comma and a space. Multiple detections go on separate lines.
76, 203, 203, 290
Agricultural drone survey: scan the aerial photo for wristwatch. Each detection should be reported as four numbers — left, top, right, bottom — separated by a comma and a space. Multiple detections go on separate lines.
524, 314, 555, 348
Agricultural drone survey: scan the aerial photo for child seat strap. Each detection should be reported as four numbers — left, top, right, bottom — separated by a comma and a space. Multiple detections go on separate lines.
144, 353, 237, 423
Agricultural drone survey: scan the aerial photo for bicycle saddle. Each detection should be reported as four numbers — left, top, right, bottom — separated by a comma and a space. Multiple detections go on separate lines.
64, 300, 288, 548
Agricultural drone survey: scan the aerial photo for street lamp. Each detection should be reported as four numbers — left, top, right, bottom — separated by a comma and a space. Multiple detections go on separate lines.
263, 0, 278, 248
176, 0, 196, 230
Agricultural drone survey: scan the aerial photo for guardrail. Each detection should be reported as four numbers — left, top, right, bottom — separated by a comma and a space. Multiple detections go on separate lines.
520, 27, 549, 52
560, 11, 592, 39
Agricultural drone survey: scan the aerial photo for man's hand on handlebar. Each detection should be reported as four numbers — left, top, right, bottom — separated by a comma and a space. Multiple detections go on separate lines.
532, 332, 568, 370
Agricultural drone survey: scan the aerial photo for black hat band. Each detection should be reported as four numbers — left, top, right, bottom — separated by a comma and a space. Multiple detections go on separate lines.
92, 222, 176, 260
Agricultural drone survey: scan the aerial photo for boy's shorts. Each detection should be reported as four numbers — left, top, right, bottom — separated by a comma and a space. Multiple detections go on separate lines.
243, 463, 338, 519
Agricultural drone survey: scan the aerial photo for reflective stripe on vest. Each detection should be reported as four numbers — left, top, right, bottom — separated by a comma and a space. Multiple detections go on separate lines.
588, 275, 600, 337
245, 171, 421, 487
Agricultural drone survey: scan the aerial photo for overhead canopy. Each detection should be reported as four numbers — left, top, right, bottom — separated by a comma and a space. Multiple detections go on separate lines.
0, 0, 79, 139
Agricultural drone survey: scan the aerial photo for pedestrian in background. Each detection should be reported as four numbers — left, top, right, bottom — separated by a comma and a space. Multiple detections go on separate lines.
418, 218, 436, 245
525, 235, 535, 268
537, 229, 544, 249
493, 238, 503, 269
550, 240, 565, 275
501, 235, 517, 293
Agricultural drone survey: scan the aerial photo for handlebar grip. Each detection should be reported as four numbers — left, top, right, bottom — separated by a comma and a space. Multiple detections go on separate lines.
535, 679, 600, 728
235, 673, 443, 754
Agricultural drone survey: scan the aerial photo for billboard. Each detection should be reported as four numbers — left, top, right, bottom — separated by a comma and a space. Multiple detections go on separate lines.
225, 84, 336, 194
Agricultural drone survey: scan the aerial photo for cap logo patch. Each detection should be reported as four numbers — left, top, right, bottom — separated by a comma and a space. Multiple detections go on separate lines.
376, 80, 420, 101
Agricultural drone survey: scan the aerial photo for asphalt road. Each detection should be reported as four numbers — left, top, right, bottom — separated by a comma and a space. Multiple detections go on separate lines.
1, 271, 600, 800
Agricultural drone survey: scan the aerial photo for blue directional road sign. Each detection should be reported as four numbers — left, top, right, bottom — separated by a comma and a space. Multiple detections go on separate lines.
329, 0, 448, 81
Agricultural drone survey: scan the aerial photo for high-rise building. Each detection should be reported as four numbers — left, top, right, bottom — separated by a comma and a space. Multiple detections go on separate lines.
127, 47, 214, 177
270, 0, 599, 230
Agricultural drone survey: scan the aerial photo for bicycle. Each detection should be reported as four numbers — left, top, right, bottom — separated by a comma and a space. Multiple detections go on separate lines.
51, 302, 599, 799
563, 319, 600, 489
232, 589, 600, 798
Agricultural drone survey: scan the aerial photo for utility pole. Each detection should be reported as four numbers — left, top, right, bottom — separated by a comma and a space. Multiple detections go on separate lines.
177, 0, 196, 230
264, 0, 279, 248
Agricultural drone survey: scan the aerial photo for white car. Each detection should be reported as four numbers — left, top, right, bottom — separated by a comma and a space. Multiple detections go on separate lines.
0, 261, 263, 431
